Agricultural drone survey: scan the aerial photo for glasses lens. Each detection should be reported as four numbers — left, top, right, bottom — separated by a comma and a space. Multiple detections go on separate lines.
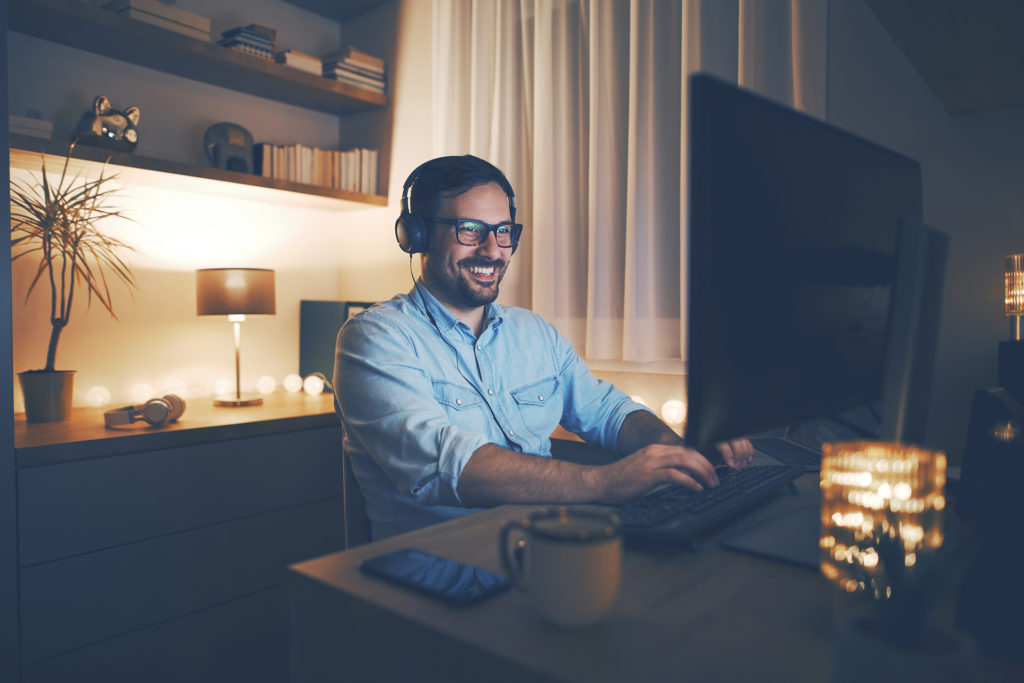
456, 221, 486, 245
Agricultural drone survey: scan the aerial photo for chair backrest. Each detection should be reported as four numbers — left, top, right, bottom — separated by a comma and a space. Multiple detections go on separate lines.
341, 432, 372, 548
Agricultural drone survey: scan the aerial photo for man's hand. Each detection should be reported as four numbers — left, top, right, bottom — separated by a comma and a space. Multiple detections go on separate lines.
592, 443, 720, 505
706, 439, 754, 470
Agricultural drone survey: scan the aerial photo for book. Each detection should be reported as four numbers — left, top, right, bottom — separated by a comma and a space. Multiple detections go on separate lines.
322, 57, 386, 79
221, 42, 274, 61
10, 126, 52, 140
321, 46, 385, 72
9, 115, 53, 132
103, 0, 210, 32
323, 66, 385, 86
221, 24, 276, 41
218, 32, 275, 49
116, 7, 210, 41
276, 50, 322, 75
326, 73, 386, 94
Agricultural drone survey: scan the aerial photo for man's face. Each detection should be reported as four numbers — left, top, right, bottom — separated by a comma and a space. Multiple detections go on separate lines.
421, 181, 514, 313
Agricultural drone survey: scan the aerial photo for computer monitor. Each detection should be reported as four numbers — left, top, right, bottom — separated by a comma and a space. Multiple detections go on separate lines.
684, 74, 946, 450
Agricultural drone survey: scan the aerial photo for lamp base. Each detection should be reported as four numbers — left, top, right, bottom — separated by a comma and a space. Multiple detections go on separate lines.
214, 395, 264, 407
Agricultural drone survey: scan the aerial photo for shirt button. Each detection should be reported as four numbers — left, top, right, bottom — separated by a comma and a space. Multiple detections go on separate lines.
456, 399, 463, 405
538, 395, 544, 401
487, 389, 494, 395
509, 430, 515, 436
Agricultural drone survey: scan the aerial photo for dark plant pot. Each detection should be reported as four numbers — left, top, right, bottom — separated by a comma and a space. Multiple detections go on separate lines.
18, 370, 76, 423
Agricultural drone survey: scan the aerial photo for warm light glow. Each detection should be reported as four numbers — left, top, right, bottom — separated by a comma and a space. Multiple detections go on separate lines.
1006, 254, 1024, 316
660, 399, 687, 426
303, 374, 325, 396
283, 374, 304, 393
819, 441, 946, 600
86, 385, 112, 408
214, 378, 233, 397
132, 383, 154, 403
256, 375, 277, 395
630, 395, 649, 407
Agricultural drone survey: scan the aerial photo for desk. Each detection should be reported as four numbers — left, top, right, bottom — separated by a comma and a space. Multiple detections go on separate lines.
288, 472, 835, 682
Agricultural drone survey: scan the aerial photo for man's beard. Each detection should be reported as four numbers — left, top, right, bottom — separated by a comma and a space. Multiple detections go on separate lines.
425, 256, 506, 310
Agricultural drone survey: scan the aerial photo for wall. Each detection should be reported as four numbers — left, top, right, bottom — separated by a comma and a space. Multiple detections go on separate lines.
8, 0, 417, 411
827, 0, 1024, 459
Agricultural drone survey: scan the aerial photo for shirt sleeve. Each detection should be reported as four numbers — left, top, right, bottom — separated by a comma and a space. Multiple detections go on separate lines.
541, 319, 654, 453
334, 311, 487, 507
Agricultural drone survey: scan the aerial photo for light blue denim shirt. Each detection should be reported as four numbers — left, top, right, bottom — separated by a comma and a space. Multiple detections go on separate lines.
333, 280, 647, 540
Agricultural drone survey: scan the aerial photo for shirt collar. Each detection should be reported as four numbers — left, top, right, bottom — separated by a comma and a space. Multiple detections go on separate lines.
412, 279, 505, 334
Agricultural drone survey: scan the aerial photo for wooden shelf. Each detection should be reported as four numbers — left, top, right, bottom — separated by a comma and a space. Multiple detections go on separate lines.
8, 0, 389, 116
11, 134, 388, 208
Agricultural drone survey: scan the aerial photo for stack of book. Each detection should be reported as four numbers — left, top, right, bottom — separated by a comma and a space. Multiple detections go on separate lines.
322, 47, 386, 94
103, 0, 211, 41
254, 142, 379, 195
9, 114, 53, 140
275, 49, 321, 76
218, 24, 276, 61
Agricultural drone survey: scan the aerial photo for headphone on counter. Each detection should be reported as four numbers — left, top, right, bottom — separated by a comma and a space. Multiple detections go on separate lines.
394, 157, 518, 255
104, 394, 186, 428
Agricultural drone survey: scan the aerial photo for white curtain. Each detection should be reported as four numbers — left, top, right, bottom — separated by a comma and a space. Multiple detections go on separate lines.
433, 0, 827, 363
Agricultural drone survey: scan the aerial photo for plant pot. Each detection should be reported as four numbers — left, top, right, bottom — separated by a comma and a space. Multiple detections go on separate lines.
831, 615, 980, 683
18, 370, 76, 423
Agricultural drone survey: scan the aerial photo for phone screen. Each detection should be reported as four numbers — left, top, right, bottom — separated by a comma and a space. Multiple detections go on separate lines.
360, 547, 510, 605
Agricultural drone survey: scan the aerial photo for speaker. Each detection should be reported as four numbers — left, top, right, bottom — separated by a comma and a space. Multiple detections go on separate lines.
104, 394, 186, 428
394, 158, 517, 254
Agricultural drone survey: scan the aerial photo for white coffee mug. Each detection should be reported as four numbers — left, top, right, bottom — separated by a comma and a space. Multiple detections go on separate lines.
500, 506, 622, 627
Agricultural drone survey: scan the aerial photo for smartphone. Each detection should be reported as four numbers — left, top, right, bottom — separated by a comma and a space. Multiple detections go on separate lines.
359, 547, 510, 606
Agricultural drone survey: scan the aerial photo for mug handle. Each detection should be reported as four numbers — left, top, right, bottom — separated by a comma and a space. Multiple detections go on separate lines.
499, 520, 528, 589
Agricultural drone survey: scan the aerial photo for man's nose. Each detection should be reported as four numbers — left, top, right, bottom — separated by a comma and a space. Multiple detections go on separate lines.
475, 229, 505, 258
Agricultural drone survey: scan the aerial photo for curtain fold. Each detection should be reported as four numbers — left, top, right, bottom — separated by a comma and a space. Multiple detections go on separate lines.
432, 0, 827, 363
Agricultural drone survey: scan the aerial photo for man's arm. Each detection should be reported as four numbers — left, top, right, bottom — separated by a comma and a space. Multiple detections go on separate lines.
615, 410, 754, 469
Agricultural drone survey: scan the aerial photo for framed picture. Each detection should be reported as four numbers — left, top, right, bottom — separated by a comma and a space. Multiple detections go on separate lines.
345, 301, 373, 319
299, 300, 376, 383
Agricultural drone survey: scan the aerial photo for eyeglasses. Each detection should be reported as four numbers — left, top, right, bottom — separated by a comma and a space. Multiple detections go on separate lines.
432, 217, 523, 248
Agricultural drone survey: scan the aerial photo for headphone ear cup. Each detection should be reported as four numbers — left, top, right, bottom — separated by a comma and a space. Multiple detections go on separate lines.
163, 394, 186, 422
141, 397, 172, 426
395, 213, 429, 254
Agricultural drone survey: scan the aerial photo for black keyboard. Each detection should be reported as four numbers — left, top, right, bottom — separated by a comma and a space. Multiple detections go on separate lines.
750, 437, 823, 470
616, 465, 802, 544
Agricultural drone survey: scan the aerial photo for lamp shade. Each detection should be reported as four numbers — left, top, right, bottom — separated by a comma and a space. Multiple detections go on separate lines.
196, 268, 276, 316
1006, 254, 1024, 317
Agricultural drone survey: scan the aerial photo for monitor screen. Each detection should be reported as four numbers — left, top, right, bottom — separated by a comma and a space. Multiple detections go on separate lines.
685, 74, 924, 449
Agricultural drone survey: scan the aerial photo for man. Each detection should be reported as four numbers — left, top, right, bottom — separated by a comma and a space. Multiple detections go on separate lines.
334, 155, 752, 540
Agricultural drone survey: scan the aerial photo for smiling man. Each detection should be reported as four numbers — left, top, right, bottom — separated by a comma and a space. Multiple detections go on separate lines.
333, 155, 752, 540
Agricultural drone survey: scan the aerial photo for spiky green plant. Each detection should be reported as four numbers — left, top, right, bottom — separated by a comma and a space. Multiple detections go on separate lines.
10, 144, 137, 372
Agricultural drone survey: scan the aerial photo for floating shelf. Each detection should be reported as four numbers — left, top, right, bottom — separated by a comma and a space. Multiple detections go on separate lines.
10, 134, 388, 209
8, 0, 389, 115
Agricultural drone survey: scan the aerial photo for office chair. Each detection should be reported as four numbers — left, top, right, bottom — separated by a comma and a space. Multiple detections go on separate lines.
341, 427, 372, 548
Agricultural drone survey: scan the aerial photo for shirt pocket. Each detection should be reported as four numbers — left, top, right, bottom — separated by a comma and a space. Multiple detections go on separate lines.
432, 380, 490, 433
510, 376, 561, 439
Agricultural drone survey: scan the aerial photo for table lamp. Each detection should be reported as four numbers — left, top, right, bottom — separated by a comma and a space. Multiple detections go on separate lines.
819, 441, 946, 599
1000, 254, 1024, 401
196, 268, 276, 407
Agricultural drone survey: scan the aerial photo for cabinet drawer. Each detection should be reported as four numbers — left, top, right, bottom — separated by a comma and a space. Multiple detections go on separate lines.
19, 426, 341, 565
22, 586, 289, 683
21, 497, 343, 664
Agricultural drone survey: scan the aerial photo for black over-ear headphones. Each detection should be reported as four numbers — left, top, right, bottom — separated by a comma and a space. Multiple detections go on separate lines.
104, 394, 186, 428
395, 157, 518, 255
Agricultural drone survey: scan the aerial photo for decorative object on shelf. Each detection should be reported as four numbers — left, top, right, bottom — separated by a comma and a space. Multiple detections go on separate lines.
72, 95, 141, 153
196, 268, 276, 407
11, 143, 138, 423
820, 441, 979, 682
218, 23, 276, 61
1001, 254, 1024, 402
104, 393, 186, 428
203, 122, 254, 174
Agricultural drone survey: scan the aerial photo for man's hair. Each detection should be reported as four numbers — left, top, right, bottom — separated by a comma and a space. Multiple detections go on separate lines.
407, 155, 515, 218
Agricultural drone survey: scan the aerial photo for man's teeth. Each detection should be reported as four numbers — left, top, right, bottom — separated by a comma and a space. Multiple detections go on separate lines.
469, 266, 495, 275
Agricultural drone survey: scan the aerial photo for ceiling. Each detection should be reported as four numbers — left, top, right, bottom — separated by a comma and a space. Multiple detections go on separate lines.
282, 0, 391, 23
863, 0, 1024, 115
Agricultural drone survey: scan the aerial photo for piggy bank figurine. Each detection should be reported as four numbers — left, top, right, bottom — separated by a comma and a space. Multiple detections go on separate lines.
72, 95, 140, 152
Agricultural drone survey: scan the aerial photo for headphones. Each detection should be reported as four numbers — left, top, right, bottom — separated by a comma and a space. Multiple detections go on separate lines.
395, 157, 518, 255
104, 394, 186, 428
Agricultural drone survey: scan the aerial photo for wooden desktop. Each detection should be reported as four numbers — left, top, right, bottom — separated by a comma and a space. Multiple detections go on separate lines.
288, 469, 836, 682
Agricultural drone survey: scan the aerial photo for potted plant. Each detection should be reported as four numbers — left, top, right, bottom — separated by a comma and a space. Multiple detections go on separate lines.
10, 143, 137, 422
